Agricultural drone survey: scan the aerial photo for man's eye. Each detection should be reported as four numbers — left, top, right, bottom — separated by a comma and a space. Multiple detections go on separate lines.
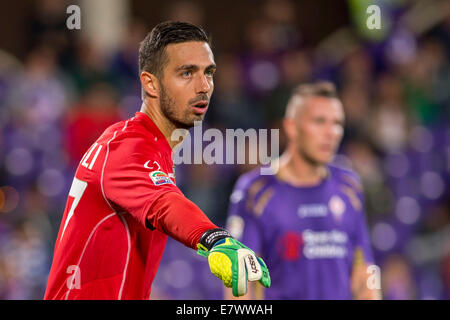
205, 70, 215, 77
182, 71, 192, 77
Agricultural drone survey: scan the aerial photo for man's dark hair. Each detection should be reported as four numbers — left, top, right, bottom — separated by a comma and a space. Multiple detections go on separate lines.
139, 21, 211, 79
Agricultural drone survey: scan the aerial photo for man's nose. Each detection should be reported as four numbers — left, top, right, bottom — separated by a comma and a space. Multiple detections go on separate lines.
196, 74, 211, 93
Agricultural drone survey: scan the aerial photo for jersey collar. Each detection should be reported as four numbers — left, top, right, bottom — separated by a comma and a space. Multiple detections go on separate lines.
134, 112, 173, 155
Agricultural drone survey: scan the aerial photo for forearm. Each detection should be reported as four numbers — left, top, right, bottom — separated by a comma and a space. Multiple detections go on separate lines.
147, 192, 218, 249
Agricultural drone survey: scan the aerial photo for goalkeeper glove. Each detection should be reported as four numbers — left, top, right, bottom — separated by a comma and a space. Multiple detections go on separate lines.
197, 228, 271, 297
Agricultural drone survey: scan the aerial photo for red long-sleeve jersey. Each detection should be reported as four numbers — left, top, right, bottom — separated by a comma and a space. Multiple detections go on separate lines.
44, 111, 216, 300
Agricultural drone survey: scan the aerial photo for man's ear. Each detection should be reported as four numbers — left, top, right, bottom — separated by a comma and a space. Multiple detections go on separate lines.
282, 118, 297, 142
140, 71, 159, 98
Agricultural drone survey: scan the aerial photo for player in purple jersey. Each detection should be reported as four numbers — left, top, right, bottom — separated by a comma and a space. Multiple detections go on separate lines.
226, 82, 381, 300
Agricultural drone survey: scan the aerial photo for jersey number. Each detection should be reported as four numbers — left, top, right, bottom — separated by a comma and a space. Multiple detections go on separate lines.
60, 177, 88, 241
81, 143, 102, 170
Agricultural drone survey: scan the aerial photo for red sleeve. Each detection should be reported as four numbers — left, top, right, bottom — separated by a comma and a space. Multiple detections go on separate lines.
148, 192, 218, 249
103, 133, 217, 248
103, 133, 183, 227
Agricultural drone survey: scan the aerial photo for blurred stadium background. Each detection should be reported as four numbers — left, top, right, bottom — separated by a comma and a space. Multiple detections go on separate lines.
0, 0, 449, 300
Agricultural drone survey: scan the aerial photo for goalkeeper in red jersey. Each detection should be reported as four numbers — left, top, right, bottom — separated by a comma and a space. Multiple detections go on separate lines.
44, 21, 270, 300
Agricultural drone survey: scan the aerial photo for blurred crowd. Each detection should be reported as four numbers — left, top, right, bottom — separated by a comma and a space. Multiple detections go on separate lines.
0, 0, 450, 299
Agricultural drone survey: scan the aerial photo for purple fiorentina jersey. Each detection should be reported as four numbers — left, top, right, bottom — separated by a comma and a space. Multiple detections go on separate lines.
226, 165, 374, 300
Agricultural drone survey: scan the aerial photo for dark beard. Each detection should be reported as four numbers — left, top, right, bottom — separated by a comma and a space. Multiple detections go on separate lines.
160, 84, 194, 130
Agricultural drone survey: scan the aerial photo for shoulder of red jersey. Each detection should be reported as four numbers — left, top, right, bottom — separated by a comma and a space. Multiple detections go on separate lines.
103, 115, 169, 157
100, 115, 175, 187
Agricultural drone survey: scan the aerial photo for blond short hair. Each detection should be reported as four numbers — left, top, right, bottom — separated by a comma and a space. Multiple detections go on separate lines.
285, 82, 338, 119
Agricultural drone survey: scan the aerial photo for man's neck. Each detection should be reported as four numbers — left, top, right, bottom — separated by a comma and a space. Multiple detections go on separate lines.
277, 149, 328, 187
140, 100, 184, 149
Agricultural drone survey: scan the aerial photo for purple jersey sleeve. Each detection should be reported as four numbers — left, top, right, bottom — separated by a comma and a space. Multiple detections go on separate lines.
342, 170, 375, 265
226, 176, 264, 255
352, 195, 374, 265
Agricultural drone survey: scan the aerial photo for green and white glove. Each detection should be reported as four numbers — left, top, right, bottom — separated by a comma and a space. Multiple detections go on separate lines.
197, 228, 271, 297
